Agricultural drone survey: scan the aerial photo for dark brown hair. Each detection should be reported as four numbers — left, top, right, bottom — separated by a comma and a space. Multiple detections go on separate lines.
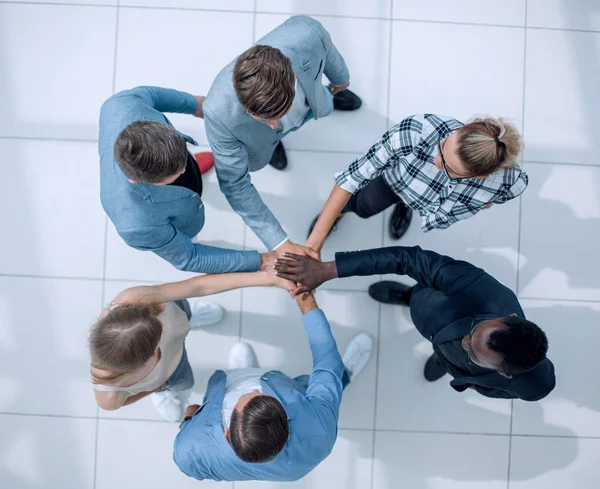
114, 120, 188, 183
89, 304, 164, 384
455, 117, 524, 176
233, 45, 295, 120
229, 395, 289, 463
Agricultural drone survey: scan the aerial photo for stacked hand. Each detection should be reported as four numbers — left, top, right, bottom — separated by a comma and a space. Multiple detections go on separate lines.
276, 240, 320, 260
275, 253, 338, 296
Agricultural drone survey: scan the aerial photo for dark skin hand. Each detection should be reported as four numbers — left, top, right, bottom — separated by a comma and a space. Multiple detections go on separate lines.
275, 253, 339, 296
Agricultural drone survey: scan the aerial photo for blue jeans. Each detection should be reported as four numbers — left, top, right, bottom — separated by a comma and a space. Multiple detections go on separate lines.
163, 299, 194, 392
294, 369, 351, 391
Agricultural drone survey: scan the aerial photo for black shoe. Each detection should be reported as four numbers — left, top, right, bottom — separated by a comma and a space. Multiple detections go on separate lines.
269, 142, 287, 171
424, 352, 447, 382
307, 214, 342, 240
333, 89, 362, 111
368, 281, 414, 306
388, 203, 412, 240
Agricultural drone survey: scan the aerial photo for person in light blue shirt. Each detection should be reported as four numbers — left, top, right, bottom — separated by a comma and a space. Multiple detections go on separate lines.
203, 15, 362, 258
99, 86, 274, 274
173, 292, 373, 482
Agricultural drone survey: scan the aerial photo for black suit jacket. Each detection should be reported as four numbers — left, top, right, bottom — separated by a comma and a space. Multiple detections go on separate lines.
335, 246, 555, 401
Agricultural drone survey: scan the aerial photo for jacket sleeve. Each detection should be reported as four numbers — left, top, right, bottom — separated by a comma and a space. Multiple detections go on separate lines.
472, 386, 517, 399
335, 246, 486, 295
119, 223, 261, 273
302, 309, 345, 450
111, 86, 199, 114
204, 107, 288, 250
298, 16, 349, 86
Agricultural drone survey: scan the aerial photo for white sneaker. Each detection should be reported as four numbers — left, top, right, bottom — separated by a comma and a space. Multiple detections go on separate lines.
151, 390, 183, 422
189, 300, 224, 328
342, 333, 374, 382
228, 342, 259, 370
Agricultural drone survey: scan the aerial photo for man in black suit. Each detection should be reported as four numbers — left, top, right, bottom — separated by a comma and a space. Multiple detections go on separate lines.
275, 246, 555, 401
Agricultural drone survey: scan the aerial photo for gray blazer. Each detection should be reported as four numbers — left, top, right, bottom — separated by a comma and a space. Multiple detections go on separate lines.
203, 15, 350, 249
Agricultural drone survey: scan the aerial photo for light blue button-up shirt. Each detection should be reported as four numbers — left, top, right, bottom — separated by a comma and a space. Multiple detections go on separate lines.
173, 308, 345, 481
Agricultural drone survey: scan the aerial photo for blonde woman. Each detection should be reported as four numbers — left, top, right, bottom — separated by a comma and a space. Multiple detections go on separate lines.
306, 114, 526, 250
89, 272, 288, 422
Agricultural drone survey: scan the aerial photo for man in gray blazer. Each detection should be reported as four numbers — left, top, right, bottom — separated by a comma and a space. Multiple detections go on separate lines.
202, 15, 361, 256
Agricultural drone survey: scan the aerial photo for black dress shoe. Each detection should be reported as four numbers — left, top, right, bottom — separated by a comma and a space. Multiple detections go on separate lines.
388, 202, 412, 240
424, 352, 447, 382
307, 214, 342, 240
333, 89, 362, 111
368, 281, 414, 306
269, 142, 287, 171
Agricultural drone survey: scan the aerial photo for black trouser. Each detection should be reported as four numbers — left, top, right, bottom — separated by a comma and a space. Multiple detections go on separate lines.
342, 175, 405, 218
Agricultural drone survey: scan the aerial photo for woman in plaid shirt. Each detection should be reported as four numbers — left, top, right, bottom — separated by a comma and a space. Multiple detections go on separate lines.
306, 114, 526, 252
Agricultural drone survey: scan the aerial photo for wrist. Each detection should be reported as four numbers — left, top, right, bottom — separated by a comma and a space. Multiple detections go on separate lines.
323, 261, 339, 281
305, 239, 321, 253
296, 292, 318, 314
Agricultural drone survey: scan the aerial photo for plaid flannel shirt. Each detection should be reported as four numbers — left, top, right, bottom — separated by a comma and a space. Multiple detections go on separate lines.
335, 114, 528, 232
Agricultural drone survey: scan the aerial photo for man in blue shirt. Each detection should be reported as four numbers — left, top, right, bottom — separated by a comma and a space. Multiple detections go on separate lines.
173, 292, 373, 482
99, 86, 274, 274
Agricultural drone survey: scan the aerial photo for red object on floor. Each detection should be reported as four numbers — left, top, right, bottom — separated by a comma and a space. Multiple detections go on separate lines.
194, 152, 214, 175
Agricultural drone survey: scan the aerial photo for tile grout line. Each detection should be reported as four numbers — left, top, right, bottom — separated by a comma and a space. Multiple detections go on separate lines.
3, 411, 600, 439
94, 5, 120, 489
2, 2, 600, 34
4, 272, 600, 306
515, 5, 528, 296
507, 400, 514, 489
238, 0, 258, 343
370, 9, 394, 489
509, 5, 527, 480
4, 132, 600, 168
510, 5, 527, 485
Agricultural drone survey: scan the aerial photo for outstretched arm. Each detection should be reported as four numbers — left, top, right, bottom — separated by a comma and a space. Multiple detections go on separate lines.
120, 224, 263, 274
112, 271, 291, 306
305, 184, 352, 255
278, 246, 486, 296
295, 292, 345, 450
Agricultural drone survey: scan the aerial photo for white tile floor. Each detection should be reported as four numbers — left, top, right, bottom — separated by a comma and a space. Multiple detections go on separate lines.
0, 1, 599, 488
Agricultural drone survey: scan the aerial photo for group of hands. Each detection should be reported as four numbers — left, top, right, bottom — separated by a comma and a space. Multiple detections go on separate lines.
260, 239, 330, 297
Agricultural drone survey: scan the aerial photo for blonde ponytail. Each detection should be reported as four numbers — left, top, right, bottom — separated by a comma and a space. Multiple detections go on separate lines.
456, 117, 524, 175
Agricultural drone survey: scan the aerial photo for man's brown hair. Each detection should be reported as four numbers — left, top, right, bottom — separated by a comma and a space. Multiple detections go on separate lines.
229, 394, 289, 463
114, 120, 188, 184
233, 45, 295, 120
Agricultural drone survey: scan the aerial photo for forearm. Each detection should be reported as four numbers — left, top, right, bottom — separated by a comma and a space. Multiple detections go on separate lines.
225, 184, 287, 250
115, 271, 277, 305
295, 292, 319, 314
156, 272, 277, 302
302, 308, 344, 375
142, 230, 261, 273
335, 246, 453, 287
306, 185, 351, 252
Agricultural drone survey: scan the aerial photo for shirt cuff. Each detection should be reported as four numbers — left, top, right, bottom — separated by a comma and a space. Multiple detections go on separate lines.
245, 250, 262, 272
272, 237, 289, 251
334, 172, 361, 194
